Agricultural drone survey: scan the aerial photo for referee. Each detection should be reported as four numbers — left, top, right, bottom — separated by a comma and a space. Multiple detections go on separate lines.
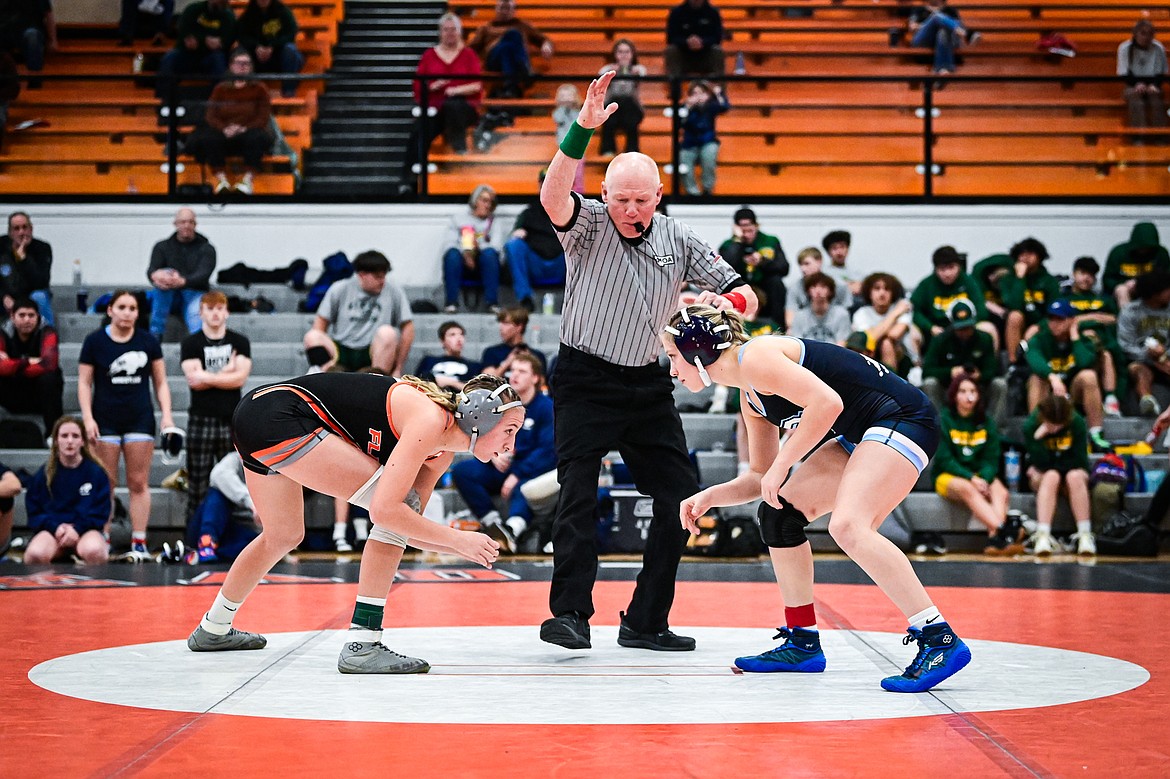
539, 71, 758, 651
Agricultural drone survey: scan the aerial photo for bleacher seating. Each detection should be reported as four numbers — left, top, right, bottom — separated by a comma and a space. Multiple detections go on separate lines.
430, 0, 1170, 196
0, 0, 340, 195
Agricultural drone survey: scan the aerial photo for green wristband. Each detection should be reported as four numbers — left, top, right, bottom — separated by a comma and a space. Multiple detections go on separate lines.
558, 121, 594, 159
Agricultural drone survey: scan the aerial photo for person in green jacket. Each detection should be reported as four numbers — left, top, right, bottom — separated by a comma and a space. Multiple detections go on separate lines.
933, 373, 1025, 555
1061, 255, 1125, 415
1104, 221, 1170, 305
921, 298, 1006, 421
717, 207, 788, 324
971, 252, 1013, 336
1023, 394, 1094, 556
156, 0, 237, 98
910, 245, 997, 352
236, 0, 303, 98
1025, 299, 1110, 451
1001, 237, 1061, 367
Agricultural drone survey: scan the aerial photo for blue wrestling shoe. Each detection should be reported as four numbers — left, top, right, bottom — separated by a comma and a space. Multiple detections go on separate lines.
734, 627, 826, 673
881, 622, 971, 693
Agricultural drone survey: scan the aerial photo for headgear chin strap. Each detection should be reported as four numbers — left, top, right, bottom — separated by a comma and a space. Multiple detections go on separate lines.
455, 384, 524, 453
663, 307, 732, 388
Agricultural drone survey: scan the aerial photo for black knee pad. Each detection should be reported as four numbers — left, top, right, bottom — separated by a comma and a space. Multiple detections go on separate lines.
305, 346, 332, 367
0, 495, 12, 513
757, 500, 810, 548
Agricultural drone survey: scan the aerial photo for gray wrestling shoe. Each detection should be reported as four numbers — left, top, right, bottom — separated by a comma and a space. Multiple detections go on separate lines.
337, 640, 430, 674
187, 624, 268, 652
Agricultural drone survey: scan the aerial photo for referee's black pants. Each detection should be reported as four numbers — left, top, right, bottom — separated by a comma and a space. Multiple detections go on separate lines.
548, 346, 700, 633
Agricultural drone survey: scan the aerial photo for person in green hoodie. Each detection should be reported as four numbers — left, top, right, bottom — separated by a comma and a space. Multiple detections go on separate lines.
1002, 237, 1061, 367
1025, 299, 1110, 451
910, 245, 998, 352
971, 252, 1013, 338
1023, 394, 1094, 556
156, 0, 237, 98
1061, 255, 1125, 416
933, 373, 1025, 555
921, 298, 1006, 422
1104, 221, 1170, 305
236, 0, 303, 98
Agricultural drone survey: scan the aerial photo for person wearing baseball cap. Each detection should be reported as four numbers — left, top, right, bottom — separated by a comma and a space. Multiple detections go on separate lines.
1025, 298, 1111, 451
921, 298, 1005, 420
1061, 256, 1124, 418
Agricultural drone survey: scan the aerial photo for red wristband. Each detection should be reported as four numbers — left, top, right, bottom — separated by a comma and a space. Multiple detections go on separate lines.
723, 291, 747, 313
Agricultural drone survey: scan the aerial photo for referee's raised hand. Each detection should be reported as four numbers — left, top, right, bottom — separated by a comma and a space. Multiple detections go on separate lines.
577, 70, 619, 129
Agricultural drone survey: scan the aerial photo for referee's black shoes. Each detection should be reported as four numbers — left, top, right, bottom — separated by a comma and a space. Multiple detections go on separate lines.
617, 611, 696, 651
540, 612, 591, 649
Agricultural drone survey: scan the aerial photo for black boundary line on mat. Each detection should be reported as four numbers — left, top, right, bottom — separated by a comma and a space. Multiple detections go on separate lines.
815, 599, 1055, 779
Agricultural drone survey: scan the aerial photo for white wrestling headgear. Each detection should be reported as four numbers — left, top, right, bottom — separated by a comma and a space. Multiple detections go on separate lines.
455, 384, 523, 452
663, 307, 733, 387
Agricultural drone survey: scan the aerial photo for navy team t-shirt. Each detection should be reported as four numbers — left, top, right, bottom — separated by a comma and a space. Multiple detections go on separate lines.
78, 327, 163, 427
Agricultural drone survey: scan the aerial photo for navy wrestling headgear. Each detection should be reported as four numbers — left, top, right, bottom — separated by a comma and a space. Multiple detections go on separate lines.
663, 307, 733, 387
455, 384, 524, 453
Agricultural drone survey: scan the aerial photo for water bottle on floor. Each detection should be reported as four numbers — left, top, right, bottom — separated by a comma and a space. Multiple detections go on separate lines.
1004, 448, 1021, 492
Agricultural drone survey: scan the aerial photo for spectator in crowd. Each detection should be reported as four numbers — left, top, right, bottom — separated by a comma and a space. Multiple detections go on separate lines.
505, 172, 566, 312
1104, 221, 1169, 305
408, 11, 482, 172
907, 0, 978, 76
717, 206, 788, 325
1062, 255, 1125, 417
156, 0, 237, 98
552, 84, 586, 194
598, 38, 646, 157
1117, 20, 1167, 131
0, 0, 57, 83
452, 352, 554, 553
678, 79, 729, 196
119, 0, 172, 47
180, 291, 252, 541
851, 272, 917, 377
414, 320, 481, 391
482, 306, 547, 376
0, 458, 20, 560
665, 0, 725, 79
786, 246, 850, 328
910, 245, 992, 350
78, 291, 173, 561
184, 48, 274, 196
0, 297, 63, 434
1024, 394, 1094, 556
187, 451, 261, 563
22, 416, 112, 565
303, 250, 414, 376
467, 0, 553, 98
971, 252, 1013, 340
147, 207, 217, 339
921, 299, 1006, 422
789, 272, 851, 345
1025, 299, 1110, 451
822, 230, 861, 305
0, 210, 54, 326
1118, 270, 1170, 416
236, 0, 302, 98
442, 184, 503, 313
933, 374, 1024, 555
1001, 237, 1061, 366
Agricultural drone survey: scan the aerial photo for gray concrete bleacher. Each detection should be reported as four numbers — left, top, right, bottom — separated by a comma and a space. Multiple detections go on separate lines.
9, 282, 1165, 555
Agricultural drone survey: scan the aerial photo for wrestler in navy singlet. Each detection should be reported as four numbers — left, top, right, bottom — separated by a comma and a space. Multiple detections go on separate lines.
740, 335, 939, 469
233, 372, 419, 475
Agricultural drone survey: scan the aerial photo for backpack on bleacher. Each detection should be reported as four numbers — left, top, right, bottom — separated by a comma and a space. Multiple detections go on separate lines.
0, 418, 44, 448
298, 252, 353, 313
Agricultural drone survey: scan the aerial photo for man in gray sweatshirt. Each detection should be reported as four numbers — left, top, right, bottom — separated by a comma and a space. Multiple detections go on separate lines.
1118, 270, 1170, 416
1118, 20, 1168, 130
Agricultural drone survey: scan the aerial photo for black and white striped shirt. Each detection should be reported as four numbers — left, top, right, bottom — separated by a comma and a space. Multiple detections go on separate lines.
555, 193, 742, 366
